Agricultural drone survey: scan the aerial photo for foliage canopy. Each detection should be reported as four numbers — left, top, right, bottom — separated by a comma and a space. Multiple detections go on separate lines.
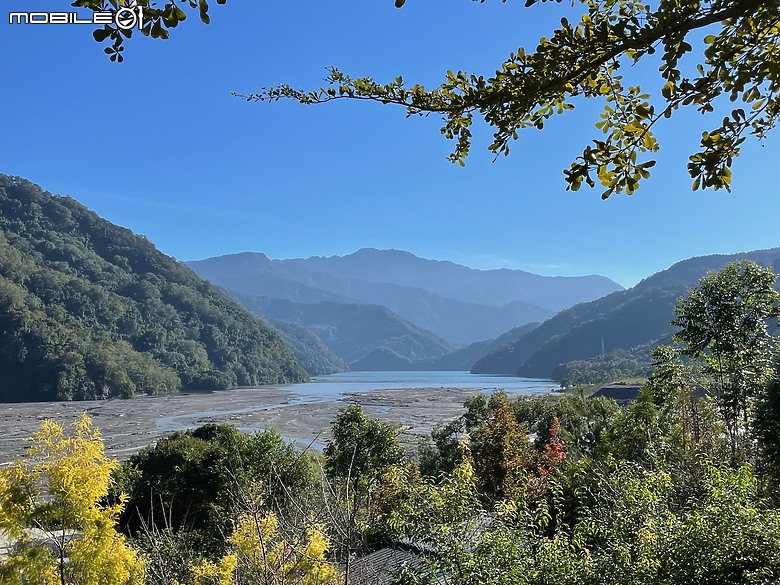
672, 260, 780, 455
74, 0, 228, 62
114, 424, 317, 557
0, 414, 145, 585
0, 174, 306, 401
243, 0, 780, 198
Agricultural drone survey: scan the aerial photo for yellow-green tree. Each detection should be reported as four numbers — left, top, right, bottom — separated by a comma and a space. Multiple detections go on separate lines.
188, 499, 338, 585
470, 393, 536, 500
0, 413, 145, 585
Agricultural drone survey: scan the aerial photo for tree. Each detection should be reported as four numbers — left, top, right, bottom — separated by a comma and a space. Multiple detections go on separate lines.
74, 0, 227, 62
469, 393, 537, 500
671, 260, 780, 458
754, 377, 780, 484
390, 458, 593, 585
323, 405, 404, 489
245, 0, 780, 197
322, 405, 404, 584
188, 497, 338, 585
115, 424, 317, 559
576, 457, 780, 585
0, 414, 144, 585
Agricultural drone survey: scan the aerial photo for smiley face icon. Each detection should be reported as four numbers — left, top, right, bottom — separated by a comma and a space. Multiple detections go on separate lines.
115, 6, 142, 30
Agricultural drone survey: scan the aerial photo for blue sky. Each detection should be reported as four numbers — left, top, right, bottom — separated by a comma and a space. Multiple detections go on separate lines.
1, 1, 778, 288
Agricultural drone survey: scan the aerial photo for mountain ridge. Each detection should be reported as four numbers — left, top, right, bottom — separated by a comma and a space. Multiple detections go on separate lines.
472, 247, 780, 379
189, 249, 621, 345
280, 247, 624, 312
231, 293, 456, 367
0, 175, 307, 402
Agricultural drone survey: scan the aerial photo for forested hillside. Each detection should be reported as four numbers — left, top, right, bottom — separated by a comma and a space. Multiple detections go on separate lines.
233, 293, 455, 366
473, 248, 780, 378
265, 317, 348, 376
0, 175, 306, 402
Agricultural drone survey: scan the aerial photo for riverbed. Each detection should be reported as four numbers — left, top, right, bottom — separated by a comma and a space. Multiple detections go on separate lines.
0, 372, 558, 462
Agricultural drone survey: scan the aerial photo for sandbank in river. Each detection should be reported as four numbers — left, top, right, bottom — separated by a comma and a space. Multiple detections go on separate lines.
0, 386, 502, 463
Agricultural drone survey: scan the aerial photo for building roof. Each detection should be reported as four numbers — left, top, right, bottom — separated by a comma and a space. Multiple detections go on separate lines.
590, 384, 643, 404
348, 544, 448, 585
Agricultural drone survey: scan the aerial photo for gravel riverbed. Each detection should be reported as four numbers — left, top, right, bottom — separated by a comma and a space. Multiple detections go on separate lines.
0, 386, 485, 462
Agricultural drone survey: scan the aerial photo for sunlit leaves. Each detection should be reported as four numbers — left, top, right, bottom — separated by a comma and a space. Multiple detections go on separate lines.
76, 0, 227, 60
672, 261, 780, 456
189, 503, 337, 585
0, 414, 145, 585
243, 0, 780, 197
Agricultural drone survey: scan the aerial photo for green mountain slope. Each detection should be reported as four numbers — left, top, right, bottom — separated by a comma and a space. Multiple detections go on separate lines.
265, 318, 348, 376
473, 248, 780, 378
231, 293, 456, 365
0, 175, 306, 402
409, 322, 541, 371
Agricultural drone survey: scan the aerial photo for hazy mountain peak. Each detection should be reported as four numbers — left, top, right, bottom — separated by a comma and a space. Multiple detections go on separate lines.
281, 249, 623, 312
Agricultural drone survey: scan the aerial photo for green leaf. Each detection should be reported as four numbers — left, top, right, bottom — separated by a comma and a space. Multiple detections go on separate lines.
93, 26, 112, 43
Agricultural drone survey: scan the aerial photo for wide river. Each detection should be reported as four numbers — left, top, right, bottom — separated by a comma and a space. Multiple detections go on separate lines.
280, 370, 559, 402
0, 371, 559, 461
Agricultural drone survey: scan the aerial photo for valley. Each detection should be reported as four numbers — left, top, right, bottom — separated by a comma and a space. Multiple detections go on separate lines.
0, 372, 558, 462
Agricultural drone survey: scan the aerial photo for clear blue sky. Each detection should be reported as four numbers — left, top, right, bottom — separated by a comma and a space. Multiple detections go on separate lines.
1, 1, 778, 287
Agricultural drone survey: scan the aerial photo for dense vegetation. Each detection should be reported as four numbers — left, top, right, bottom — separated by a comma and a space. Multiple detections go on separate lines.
264, 317, 348, 376
5, 261, 780, 585
473, 248, 780, 379
550, 346, 655, 387
0, 175, 306, 402
232, 293, 455, 367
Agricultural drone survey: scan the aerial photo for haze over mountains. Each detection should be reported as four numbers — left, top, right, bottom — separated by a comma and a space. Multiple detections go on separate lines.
187, 251, 623, 370
191, 246, 780, 380
188, 252, 621, 341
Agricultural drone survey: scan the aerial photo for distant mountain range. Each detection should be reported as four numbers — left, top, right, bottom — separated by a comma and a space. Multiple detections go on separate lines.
187, 251, 622, 366
473, 248, 780, 379
188, 250, 623, 373
283, 248, 621, 312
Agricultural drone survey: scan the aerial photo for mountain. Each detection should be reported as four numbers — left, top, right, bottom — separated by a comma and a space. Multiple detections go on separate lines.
264, 318, 347, 376
409, 322, 541, 371
294, 277, 552, 345
472, 248, 780, 379
349, 347, 418, 371
188, 250, 618, 344
0, 175, 307, 402
283, 248, 623, 312
187, 253, 356, 304
231, 293, 456, 366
